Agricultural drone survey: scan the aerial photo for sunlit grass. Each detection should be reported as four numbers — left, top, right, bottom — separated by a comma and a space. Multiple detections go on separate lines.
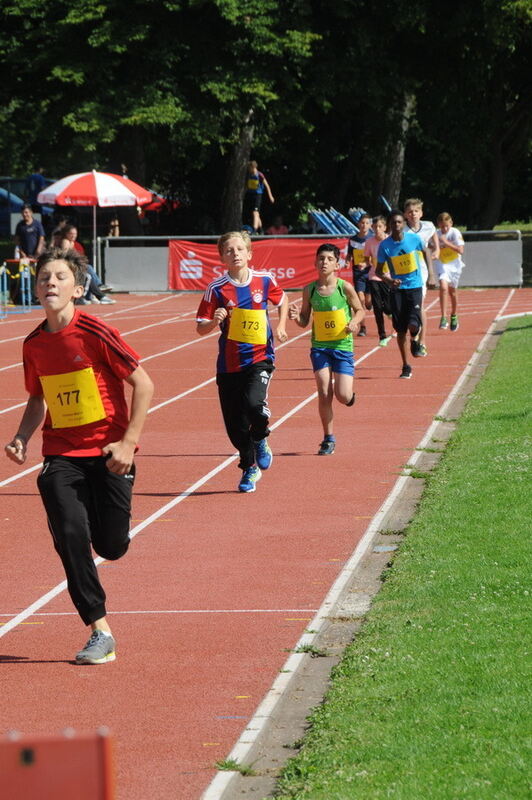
274, 319, 531, 799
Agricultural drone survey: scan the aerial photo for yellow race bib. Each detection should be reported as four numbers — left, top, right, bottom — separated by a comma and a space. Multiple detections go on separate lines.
227, 308, 267, 345
439, 247, 458, 264
390, 251, 420, 275
352, 248, 366, 266
40, 367, 106, 429
313, 309, 348, 341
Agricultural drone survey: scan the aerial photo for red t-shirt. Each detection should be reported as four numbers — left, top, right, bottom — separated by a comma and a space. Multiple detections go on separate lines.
23, 309, 140, 457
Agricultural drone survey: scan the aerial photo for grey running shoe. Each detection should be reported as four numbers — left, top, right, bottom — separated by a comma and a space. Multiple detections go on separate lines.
76, 630, 116, 664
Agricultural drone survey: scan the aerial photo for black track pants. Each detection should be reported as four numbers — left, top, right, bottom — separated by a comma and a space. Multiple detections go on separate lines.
216, 361, 274, 469
37, 455, 135, 625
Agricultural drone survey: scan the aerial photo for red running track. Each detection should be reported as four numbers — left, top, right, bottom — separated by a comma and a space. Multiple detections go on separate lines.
0, 287, 529, 799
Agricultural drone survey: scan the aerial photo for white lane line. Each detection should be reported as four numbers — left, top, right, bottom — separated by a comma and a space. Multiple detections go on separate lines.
0, 335, 380, 636
496, 310, 531, 320
0, 609, 319, 619
0, 330, 310, 484
99, 293, 183, 317
201, 288, 515, 800
0, 402, 26, 416
0, 462, 43, 488
0, 361, 22, 372
0, 305, 196, 368
0, 291, 512, 639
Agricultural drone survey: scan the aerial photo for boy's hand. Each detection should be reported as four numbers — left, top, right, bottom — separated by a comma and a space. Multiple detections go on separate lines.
276, 326, 288, 343
213, 307, 228, 324
288, 303, 299, 321
102, 440, 135, 475
346, 319, 360, 335
5, 436, 27, 464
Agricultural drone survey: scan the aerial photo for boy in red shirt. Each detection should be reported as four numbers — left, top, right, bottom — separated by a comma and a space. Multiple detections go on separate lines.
5, 248, 153, 664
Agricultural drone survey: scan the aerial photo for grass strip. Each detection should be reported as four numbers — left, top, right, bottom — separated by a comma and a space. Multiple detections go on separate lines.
274, 319, 531, 800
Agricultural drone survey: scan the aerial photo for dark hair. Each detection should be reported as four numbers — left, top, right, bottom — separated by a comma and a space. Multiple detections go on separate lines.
35, 247, 87, 286
316, 243, 340, 260
61, 223, 77, 236
389, 209, 404, 222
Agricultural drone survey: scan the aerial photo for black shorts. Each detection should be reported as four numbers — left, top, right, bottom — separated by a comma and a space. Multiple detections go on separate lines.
244, 192, 263, 213
390, 287, 423, 334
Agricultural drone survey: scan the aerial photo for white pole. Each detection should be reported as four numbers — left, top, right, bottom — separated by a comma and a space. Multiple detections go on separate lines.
92, 204, 98, 273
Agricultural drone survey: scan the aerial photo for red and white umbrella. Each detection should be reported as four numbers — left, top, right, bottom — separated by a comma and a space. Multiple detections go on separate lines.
38, 170, 153, 207
38, 170, 153, 268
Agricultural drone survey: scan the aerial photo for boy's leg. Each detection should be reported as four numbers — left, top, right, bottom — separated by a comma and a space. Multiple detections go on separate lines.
449, 284, 457, 315
244, 361, 274, 443
37, 457, 108, 626
439, 279, 448, 319
370, 281, 387, 340
390, 290, 411, 375
217, 372, 255, 469
333, 371, 354, 405
88, 457, 134, 562
313, 366, 334, 437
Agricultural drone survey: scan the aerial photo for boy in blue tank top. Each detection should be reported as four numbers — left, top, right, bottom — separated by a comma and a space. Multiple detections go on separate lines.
288, 243, 365, 455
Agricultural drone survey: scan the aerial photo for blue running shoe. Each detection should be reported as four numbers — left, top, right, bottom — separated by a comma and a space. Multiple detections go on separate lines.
318, 439, 336, 455
254, 439, 273, 470
238, 465, 262, 493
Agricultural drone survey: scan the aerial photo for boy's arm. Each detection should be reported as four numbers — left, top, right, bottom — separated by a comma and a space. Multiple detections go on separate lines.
5, 395, 45, 464
439, 233, 464, 254
429, 231, 440, 260
288, 286, 311, 328
422, 247, 436, 288
376, 260, 400, 288
102, 366, 154, 475
262, 176, 274, 204
196, 307, 227, 336
275, 294, 288, 342
344, 282, 365, 334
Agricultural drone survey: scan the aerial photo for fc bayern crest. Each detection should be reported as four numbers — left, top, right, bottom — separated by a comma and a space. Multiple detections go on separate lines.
253, 291, 263, 303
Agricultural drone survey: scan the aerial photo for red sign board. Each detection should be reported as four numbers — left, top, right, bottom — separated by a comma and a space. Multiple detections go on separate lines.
168, 238, 351, 291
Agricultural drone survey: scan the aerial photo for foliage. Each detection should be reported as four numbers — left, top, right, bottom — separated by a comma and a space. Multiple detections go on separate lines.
0, 0, 530, 230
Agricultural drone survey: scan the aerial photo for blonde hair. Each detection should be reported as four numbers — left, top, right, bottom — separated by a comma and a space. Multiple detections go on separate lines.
217, 230, 252, 256
437, 212, 453, 225
404, 197, 423, 210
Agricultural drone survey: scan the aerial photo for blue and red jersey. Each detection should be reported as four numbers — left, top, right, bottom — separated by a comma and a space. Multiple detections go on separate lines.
196, 269, 285, 373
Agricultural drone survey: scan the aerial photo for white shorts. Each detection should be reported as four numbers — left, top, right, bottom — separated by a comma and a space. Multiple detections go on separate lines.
437, 261, 463, 289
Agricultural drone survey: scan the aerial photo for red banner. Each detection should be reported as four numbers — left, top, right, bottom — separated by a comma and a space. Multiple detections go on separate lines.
168, 238, 351, 291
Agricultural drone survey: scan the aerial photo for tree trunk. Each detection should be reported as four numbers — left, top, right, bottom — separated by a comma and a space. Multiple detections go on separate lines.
478, 146, 505, 229
220, 111, 254, 232
382, 93, 415, 207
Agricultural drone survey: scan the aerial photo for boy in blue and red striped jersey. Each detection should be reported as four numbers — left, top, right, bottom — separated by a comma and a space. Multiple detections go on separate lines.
196, 231, 288, 493
5, 247, 153, 665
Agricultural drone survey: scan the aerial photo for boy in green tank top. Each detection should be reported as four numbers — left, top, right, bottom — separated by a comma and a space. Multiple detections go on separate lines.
289, 243, 365, 454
